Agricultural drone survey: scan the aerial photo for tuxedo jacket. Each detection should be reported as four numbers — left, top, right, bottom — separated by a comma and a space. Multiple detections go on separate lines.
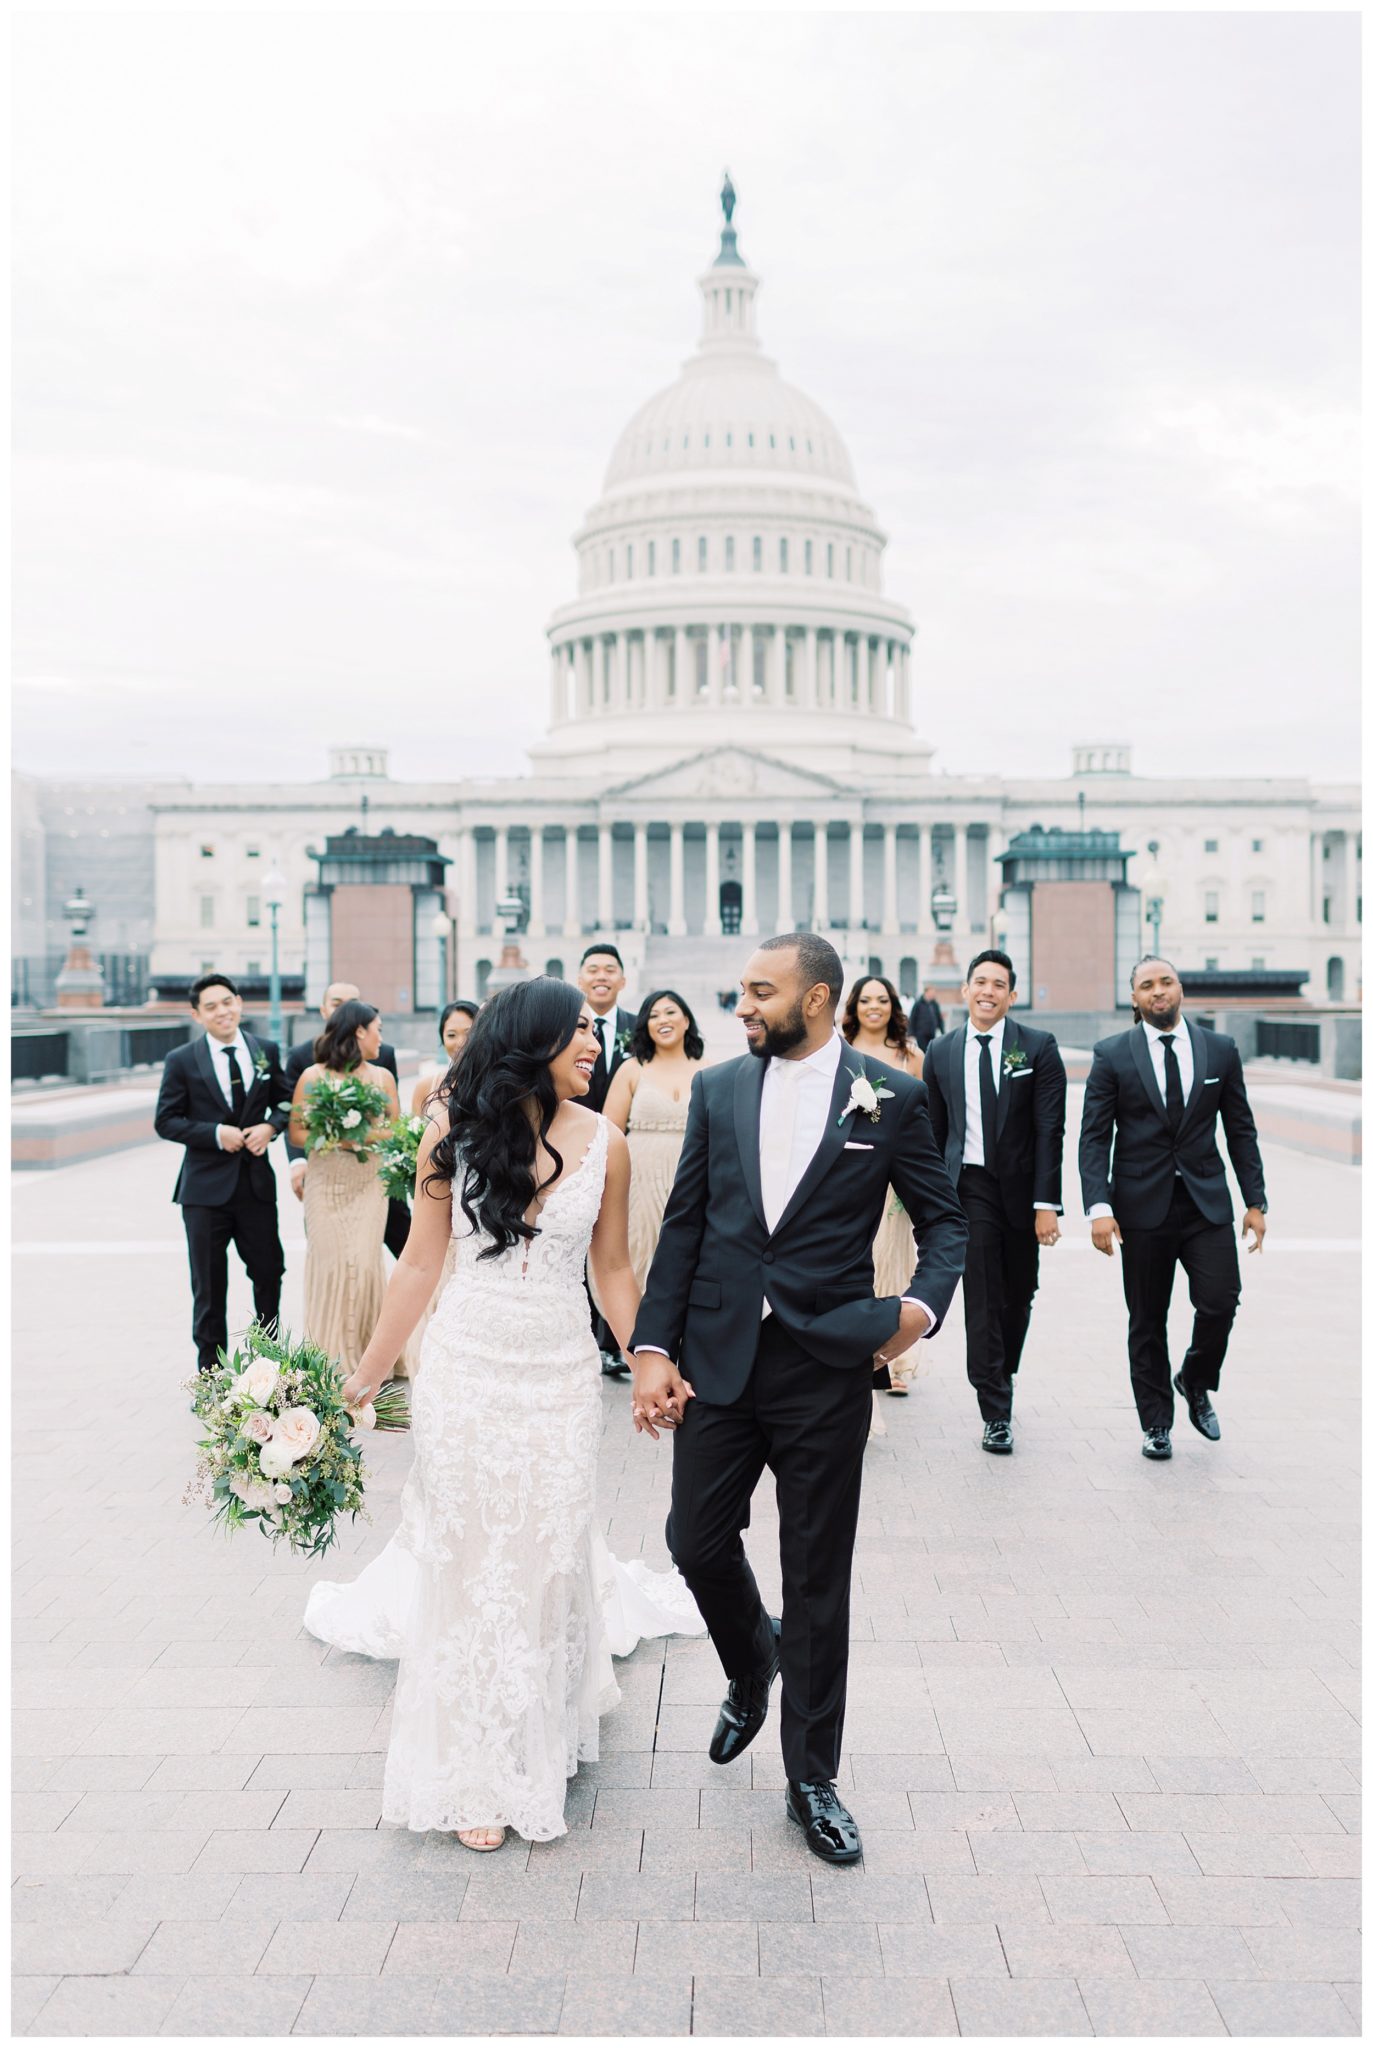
1078, 1018, 1266, 1231
911, 997, 945, 1049
923, 1018, 1067, 1227
283, 1037, 399, 1165
154, 1033, 290, 1207
631, 1048, 968, 1403
584, 1003, 636, 1115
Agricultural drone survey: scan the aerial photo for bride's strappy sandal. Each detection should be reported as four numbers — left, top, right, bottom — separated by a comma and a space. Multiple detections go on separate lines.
455, 1826, 506, 1853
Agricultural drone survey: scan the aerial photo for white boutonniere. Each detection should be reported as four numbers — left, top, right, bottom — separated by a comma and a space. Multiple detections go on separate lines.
838, 1071, 895, 1126
1002, 1046, 1028, 1078
614, 1028, 634, 1061
252, 1053, 271, 1082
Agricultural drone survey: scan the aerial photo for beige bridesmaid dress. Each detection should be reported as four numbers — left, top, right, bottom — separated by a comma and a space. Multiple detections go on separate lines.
624, 1077, 691, 1289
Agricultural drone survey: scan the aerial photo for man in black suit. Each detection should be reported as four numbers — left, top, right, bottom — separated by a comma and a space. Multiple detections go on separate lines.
154, 972, 290, 1373
911, 985, 945, 1051
629, 934, 967, 1865
284, 981, 409, 1259
923, 949, 1067, 1455
577, 943, 636, 1378
1079, 956, 1267, 1461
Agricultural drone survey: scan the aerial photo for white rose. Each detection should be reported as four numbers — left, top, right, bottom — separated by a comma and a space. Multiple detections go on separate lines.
229, 1471, 275, 1511
259, 1407, 322, 1476
342, 1109, 363, 1129
230, 1357, 279, 1407
240, 1410, 274, 1445
273, 1482, 293, 1504
408, 1117, 425, 1134
351, 1403, 376, 1432
849, 1076, 878, 1113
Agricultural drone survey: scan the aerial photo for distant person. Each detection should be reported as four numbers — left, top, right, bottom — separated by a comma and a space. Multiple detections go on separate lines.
578, 944, 637, 1379
603, 990, 708, 1290
288, 1001, 405, 1377
923, 951, 1066, 1456
154, 973, 290, 1374
286, 982, 409, 1259
411, 1000, 480, 1118
840, 976, 926, 1435
1079, 957, 1267, 1462
910, 985, 945, 1051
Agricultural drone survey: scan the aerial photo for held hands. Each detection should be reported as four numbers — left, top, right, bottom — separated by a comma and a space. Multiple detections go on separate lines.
1242, 1207, 1266, 1254
243, 1123, 275, 1157
1091, 1217, 1123, 1257
1035, 1211, 1062, 1247
874, 1299, 930, 1371
628, 1354, 695, 1441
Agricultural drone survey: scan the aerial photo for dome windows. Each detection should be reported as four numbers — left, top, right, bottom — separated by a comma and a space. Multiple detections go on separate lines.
827, 541, 835, 578
779, 537, 789, 573
625, 544, 634, 580
804, 538, 813, 575
697, 536, 708, 571
752, 536, 762, 571
608, 548, 614, 581
846, 545, 853, 580
747, 431, 755, 448
724, 536, 735, 571
769, 433, 776, 449
725, 431, 732, 448
672, 538, 681, 574
648, 540, 656, 576
703, 432, 710, 449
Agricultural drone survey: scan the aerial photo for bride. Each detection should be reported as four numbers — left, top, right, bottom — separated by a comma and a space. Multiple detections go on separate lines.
308, 977, 702, 1853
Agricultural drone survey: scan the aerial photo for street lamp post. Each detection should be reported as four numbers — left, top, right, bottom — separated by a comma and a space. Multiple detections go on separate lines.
1141, 844, 1165, 958
431, 910, 453, 1011
263, 867, 287, 1046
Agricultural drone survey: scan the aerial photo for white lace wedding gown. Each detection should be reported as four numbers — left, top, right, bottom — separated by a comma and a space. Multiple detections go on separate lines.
304, 1116, 703, 1840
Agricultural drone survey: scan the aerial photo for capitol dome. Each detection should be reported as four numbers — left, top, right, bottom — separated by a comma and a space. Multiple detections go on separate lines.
533, 177, 927, 781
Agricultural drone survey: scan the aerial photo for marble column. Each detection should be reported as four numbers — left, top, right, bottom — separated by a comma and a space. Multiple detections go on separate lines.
770, 627, 787, 705
742, 623, 756, 702
704, 823, 722, 936
883, 823, 899, 934
777, 822, 794, 928
493, 827, 509, 906
633, 823, 649, 929
813, 824, 829, 928
574, 640, 591, 718
1310, 833, 1323, 923
803, 626, 818, 709
1344, 830, 1360, 932
742, 821, 758, 935
527, 827, 545, 938
669, 823, 686, 936
597, 824, 614, 928
456, 826, 478, 936
548, 647, 563, 727
643, 631, 658, 710
563, 828, 581, 938
907, 824, 921, 929
954, 823, 969, 930
848, 821, 865, 932
673, 626, 688, 707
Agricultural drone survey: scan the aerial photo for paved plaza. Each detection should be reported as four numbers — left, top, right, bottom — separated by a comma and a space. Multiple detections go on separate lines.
11, 1090, 1361, 2038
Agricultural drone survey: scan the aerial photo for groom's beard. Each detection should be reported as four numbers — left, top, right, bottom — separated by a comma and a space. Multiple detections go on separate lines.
749, 1002, 809, 1060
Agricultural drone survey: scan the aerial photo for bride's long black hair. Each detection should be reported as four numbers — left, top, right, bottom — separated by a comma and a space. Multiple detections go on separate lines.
425, 975, 586, 1260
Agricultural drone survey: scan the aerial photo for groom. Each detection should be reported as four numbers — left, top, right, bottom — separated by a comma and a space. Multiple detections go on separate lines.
630, 934, 968, 1863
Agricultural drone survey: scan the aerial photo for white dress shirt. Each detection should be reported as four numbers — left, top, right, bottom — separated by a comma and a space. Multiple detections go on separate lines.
211, 1035, 255, 1149
1088, 1019, 1192, 1220
964, 1018, 1057, 1211
592, 1005, 629, 1065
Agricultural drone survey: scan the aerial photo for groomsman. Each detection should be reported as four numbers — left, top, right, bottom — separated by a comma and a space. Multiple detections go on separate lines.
578, 943, 637, 1380
1079, 957, 1267, 1460
154, 973, 290, 1373
284, 981, 409, 1258
923, 950, 1066, 1453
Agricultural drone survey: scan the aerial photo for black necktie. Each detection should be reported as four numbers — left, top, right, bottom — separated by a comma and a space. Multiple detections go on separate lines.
975, 1033, 998, 1173
1160, 1033, 1184, 1133
594, 1016, 608, 1068
223, 1045, 246, 1124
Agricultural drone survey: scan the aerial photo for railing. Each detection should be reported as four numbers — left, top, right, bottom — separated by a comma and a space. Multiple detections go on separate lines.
1255, 1019, 1321, 1064
12, 1031, 70, 1083
121, 1023, 191, 1069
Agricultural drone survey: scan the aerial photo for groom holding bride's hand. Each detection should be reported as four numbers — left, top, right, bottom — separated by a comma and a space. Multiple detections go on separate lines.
630, 933, 967, 1864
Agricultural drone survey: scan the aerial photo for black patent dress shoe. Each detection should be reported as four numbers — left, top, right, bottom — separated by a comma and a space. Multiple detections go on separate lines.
600, 1352, 632, 1381
708, 1616, 781, 1765
1141, 1428, 1173, 1460
1173, 1372, 1220, 1440
786, 1779, 863, 1864
982, 1421, 1013, 1454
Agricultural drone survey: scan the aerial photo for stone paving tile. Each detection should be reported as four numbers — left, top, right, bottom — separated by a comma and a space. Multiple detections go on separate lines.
817, 1975, 960, 2036
1242, 1926, 1364, 1981
9, 1874, 132, 1920
634, 1919, 759, 1976
428, 1976, 568, 2035
157, 1976, 313, 2036
18, 1975, 184, 2037
948, 1976, 1093, 2035
693, 1872, 813, 1921
12, 1918, 158, 1976
509, 1917, 638, 1975
557, 1973, 693, 2036
1039, 1874, 1168, 1923
455, 1870, 582, 1922
639, 1824, 748, 1873
1182, 1830, 1317, 1876
192, 1827, 319, 1873
970, 1830, 1088, 1874
108, 1873, 244, 1921
1206, 1980, 1359, 2037
1124, 1924, 1264, 1978
304, 1827, 423, 1872
11, 1978, 60, 2033
691, 1973, 824, 2038
1153, 1873, 1294, 1925
1074, 1975, 1228, 2036
926, 1874, 1050, 1925
878, 1923, 1009, 1976
144, 1755, 258, 1792
132, 1917, 278, 1977
1000, 1924, 1136, 1977
382, 1921, 517, 1975
224, 1870, 356, 1919
1290, 1832, 1361, 1878
289, 1975, 444, 2036
1074, 1830, 1200, 1875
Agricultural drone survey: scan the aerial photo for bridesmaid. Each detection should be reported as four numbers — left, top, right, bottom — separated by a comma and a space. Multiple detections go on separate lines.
602, 991, 706, 1293
289, 1000, 402, 1375
841, 976, 926, 1436
410, 1000, 480, 1118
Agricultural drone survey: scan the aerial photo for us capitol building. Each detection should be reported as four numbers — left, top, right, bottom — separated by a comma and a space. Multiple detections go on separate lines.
25, 182, 1359, 1019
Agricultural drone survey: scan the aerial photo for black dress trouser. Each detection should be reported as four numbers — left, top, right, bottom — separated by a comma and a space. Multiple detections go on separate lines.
958, 1165, 1040, 1424
665, 1316, 873, 1783
1119, 1180, 1241, 1429
182, 1160, 286, 1371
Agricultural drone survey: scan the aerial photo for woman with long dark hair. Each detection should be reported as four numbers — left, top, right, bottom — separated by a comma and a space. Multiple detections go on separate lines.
841, 977, 927, 1431
602, 989, 706, 1293
304, 977, 702, 1852
288, 1001, 401, 1375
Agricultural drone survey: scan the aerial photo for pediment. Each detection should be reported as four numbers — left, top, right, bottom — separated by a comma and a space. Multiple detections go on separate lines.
606, 747, 848, 803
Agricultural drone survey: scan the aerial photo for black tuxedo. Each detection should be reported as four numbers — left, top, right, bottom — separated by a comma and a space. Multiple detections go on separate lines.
911, 996, 945, 1051
283, 1036, 409, 1258
154, 1033, 290, 1371
923, 1018, 1066, 1425
583, 1004, 634, 1115
632, 1046, 967, 1781
1079, 1019, 1266, 1429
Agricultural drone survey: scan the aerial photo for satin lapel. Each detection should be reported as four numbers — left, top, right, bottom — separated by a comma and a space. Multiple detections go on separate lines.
1128, 1025, 1170, 1129
733, 1055, 768, 1233
240, 1031, 268, 1113
194, 1031, 222, 1112
995, 1017, 1019, 1138
773, 1052, 866, 1238
1179, 1016, 1209, 1128
947, 1025, 968, 1142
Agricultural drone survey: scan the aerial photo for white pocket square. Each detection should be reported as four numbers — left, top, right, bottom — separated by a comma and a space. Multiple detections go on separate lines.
1203, 1076, 1219, 1085
843, 1141, 875, 1151
1009, 1068, 1034, 1079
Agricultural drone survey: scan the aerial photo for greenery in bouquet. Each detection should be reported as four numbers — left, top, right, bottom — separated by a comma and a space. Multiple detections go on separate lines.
375, 1112, 428, 1203
288, 1072, 393, 1157
186, 1324, 409, 1558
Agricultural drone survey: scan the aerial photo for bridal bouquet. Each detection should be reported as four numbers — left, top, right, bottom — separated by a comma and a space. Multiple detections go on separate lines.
374, 1113, 427, 1203
187, 1324, 408, 1558
290, 1073, 393, 1156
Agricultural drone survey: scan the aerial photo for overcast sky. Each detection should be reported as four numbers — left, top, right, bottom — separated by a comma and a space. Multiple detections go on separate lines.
13, 10, 1359, 791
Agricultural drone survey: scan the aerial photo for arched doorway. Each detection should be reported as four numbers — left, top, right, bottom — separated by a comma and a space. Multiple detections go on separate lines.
720, 881, 742, 935
544, 957, 565, 981
1327, 956, 1345, 1002
899, 955, 919, 1003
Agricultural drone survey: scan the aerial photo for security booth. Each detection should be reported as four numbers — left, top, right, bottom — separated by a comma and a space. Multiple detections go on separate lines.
304, 829, 452, 1016
995, 827, 1142, 1012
